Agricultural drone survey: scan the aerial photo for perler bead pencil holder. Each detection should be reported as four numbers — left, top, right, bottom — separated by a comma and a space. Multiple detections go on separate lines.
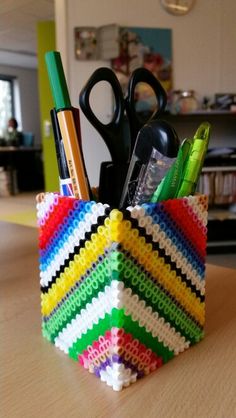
37, 194, 208, 391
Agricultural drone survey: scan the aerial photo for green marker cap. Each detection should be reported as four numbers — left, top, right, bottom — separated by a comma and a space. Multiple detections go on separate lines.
45, 51, 71, 110
193, 121, 211, 141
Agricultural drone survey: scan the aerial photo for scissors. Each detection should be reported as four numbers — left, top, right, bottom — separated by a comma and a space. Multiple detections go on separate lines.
79, 66, 167, 164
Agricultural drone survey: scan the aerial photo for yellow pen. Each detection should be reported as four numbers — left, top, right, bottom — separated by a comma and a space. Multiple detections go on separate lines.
45, 51, 89, 200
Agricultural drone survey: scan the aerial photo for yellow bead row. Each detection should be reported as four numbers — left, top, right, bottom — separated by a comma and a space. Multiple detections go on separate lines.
112, 216, 205, 325
41, 225, 109, 316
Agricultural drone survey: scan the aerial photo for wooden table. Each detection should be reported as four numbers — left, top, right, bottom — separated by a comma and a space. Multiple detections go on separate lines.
1, 221, 236, 418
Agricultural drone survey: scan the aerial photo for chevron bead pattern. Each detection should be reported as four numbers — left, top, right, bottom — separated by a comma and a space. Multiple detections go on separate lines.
37, 193, 208, 391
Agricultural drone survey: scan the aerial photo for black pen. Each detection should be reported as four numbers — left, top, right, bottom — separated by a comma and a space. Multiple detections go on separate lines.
50, 108, 73, 196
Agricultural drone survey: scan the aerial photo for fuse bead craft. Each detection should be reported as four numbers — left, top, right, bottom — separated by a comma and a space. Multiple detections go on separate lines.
37, 193, 208, 391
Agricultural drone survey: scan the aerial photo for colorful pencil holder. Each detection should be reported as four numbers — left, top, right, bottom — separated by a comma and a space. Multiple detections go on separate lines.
37, 193, 208, 391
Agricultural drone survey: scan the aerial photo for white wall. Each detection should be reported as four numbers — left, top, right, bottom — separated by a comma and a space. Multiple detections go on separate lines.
0, 64, 41, 146
0, 50, 37, 69
56, 0, 236, 186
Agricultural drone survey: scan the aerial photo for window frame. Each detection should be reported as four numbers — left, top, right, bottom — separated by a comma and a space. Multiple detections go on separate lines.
0, 74, 17, 138
0, 74, 15, 117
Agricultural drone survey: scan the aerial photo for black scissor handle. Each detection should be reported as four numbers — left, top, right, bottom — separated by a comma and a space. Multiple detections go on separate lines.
79, 67, 129, 163
125, 67, 167, 150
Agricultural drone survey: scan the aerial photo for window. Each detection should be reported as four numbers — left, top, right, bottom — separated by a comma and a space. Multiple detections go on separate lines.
0, 76, 14, 138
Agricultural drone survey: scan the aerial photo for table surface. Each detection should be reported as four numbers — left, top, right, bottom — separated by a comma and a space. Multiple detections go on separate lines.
1, 221, 236, 418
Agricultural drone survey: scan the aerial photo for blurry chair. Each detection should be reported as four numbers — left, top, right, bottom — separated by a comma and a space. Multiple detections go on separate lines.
22, 132, 34, 147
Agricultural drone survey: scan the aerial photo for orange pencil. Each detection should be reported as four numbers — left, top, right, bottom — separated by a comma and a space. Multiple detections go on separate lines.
45, 51, 89, 200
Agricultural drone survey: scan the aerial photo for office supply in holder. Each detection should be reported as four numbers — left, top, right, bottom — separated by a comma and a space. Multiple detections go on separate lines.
125, 67, 167, 154
132, 146, 176, 206
71, 106, 93, 199
45, 51, 90, 200
119, 119, 179, 208
177, 121, 211, 198
151, 137, 193, 203
98, 161, 129, 207
79, 66, 167, 205
50, 108, 73, 196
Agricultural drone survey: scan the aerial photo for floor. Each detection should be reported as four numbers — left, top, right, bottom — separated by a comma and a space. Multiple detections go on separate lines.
0, 192, 235, 269
0, 191, 38, 227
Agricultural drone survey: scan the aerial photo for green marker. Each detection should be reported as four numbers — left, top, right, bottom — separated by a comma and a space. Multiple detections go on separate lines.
151, 137, 192, 203
176, 121, 211, 198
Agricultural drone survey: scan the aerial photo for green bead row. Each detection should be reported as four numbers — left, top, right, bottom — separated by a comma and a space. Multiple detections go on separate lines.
110, 250, 203, 344
68, 308, 174, 364
42, 256, 112, 341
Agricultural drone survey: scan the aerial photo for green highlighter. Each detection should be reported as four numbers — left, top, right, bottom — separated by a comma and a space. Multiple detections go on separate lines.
151, 121, 211, 202
151, 137, 192, 203
177, 121, 211, 198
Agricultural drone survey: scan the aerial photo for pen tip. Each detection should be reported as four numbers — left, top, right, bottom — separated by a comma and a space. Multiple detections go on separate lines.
194, 121, 211, 141
45, 50, 71, 110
